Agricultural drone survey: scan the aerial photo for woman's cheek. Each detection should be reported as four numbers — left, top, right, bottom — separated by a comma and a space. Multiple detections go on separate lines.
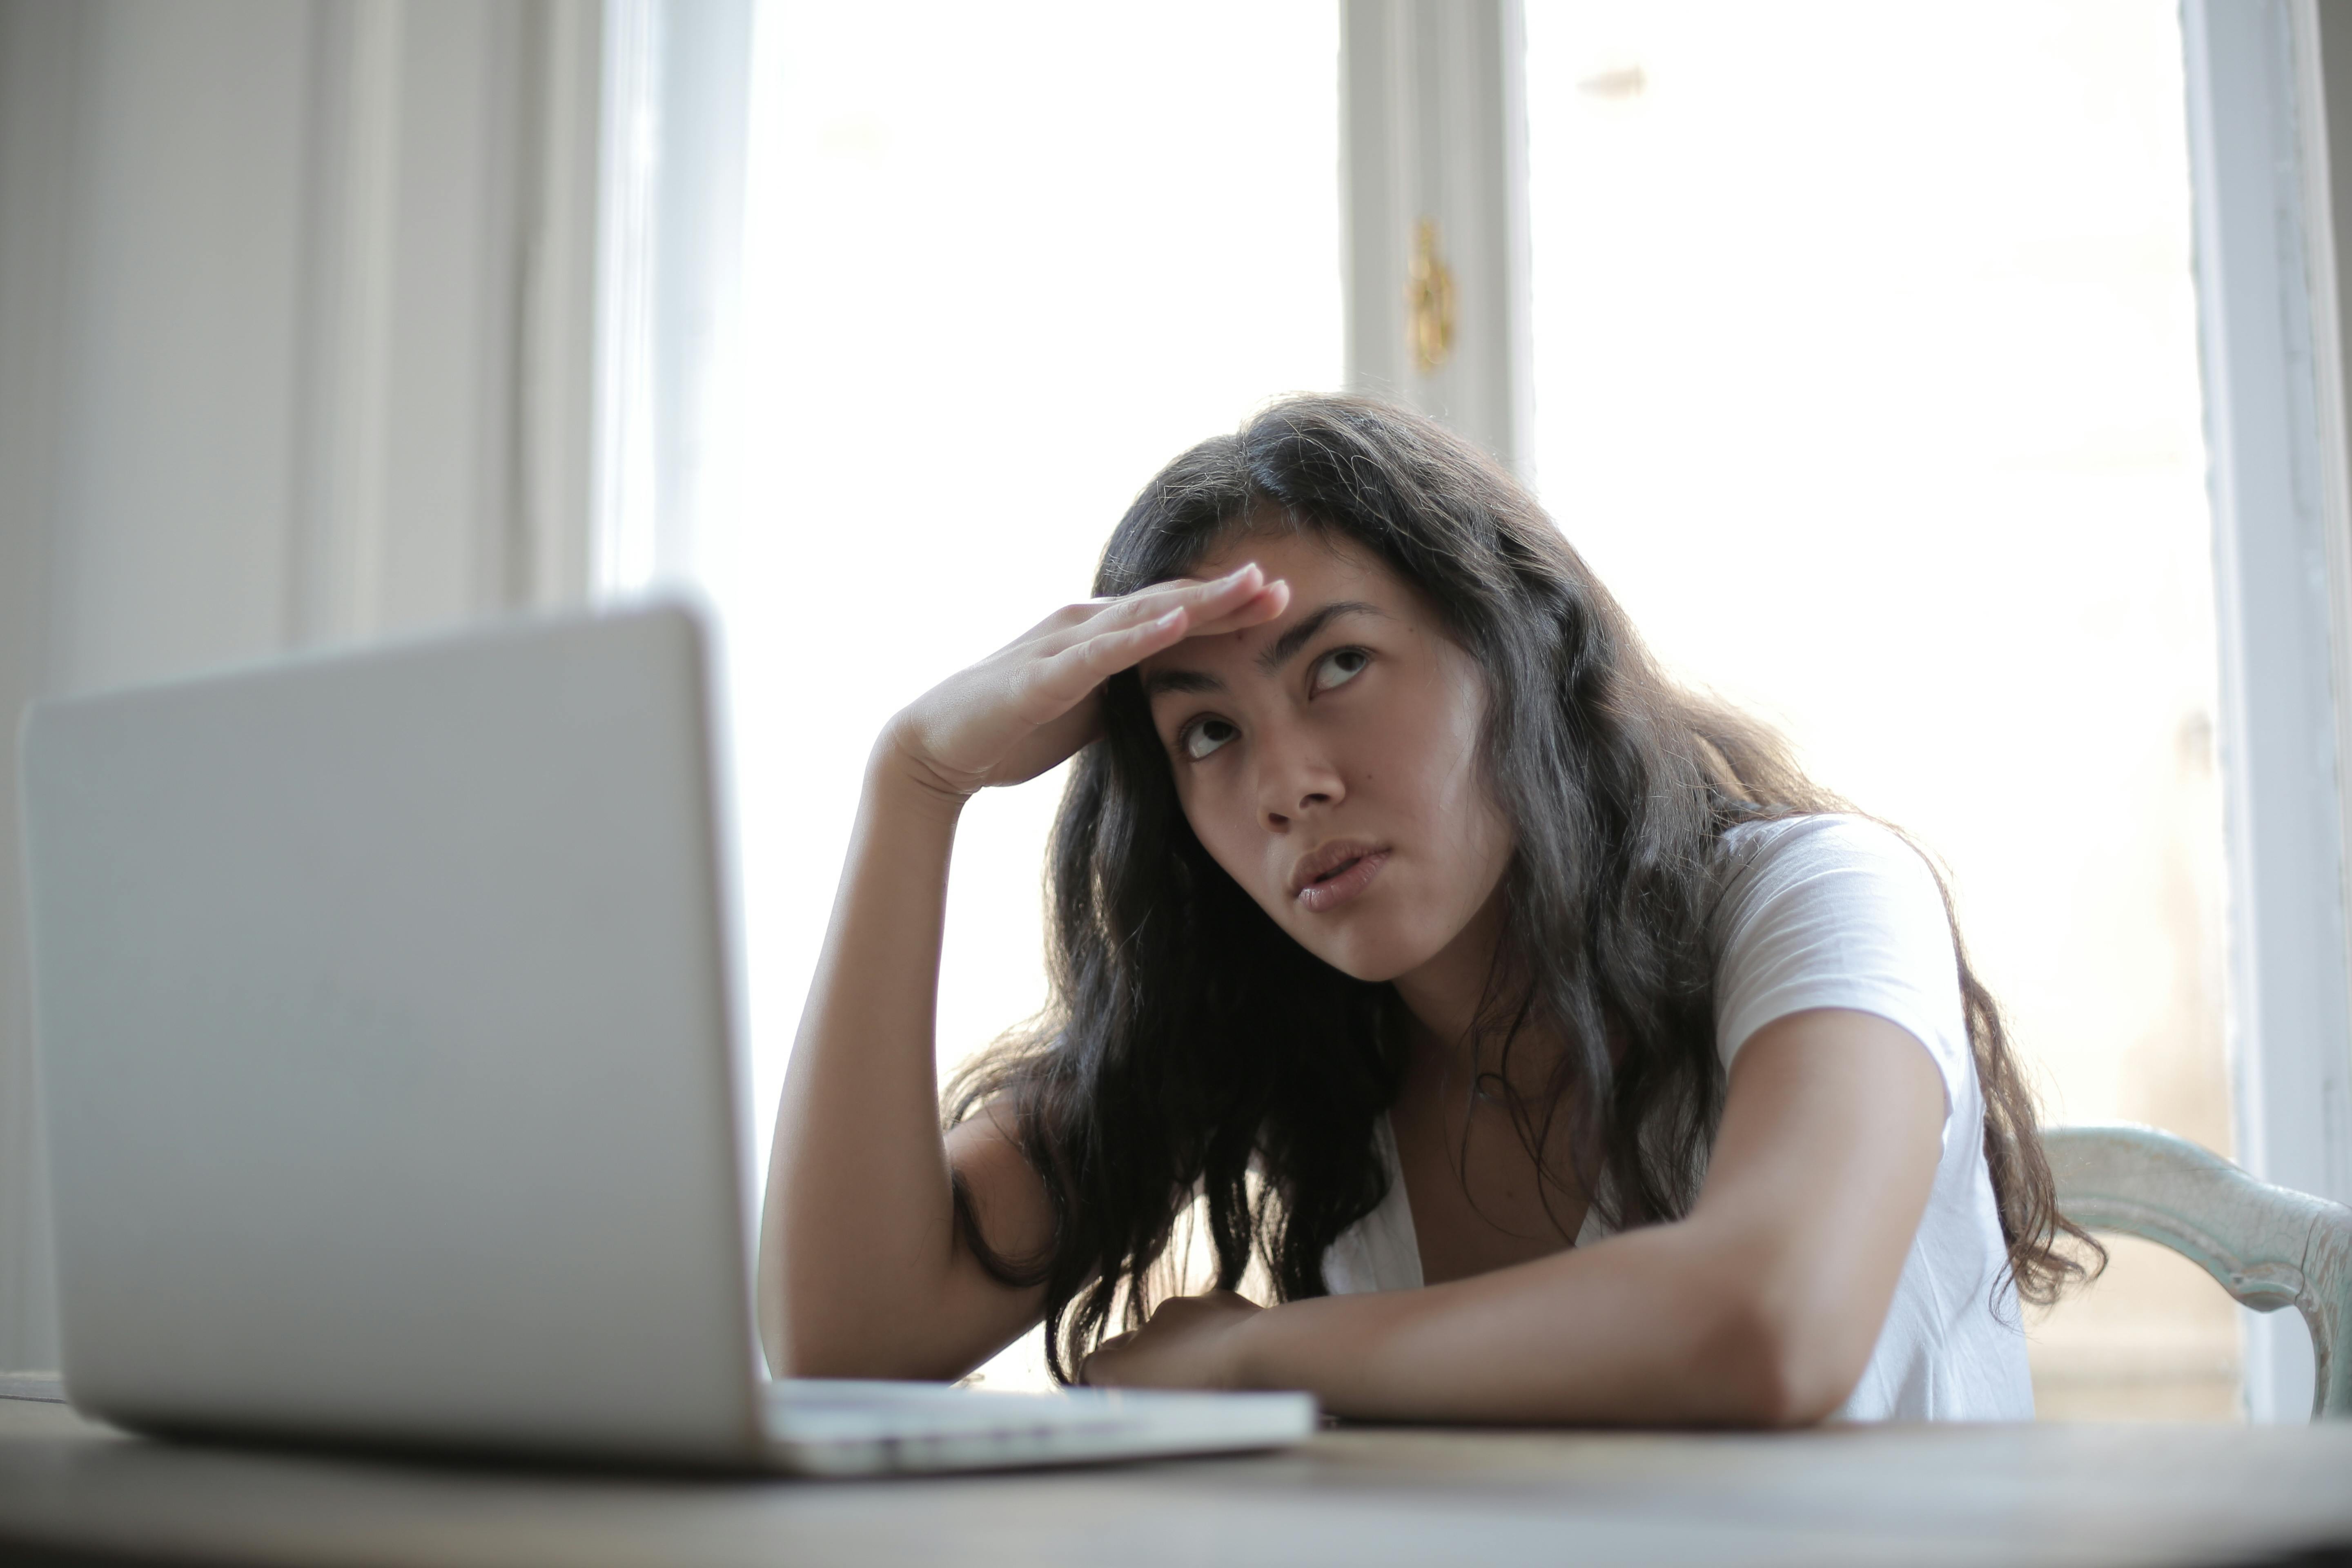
1182, 790, 1264, 904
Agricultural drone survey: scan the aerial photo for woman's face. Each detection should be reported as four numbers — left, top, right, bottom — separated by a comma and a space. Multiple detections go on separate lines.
1138, 528, 1516, 984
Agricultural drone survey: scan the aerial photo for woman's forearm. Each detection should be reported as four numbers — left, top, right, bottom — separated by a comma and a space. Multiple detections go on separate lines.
1082, 1013, 1938, 1424
759, 743, 987, 1377
1228, 1221, 1814, 1426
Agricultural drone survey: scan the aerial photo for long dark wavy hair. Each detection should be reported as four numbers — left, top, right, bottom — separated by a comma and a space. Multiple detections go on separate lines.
947, 394, 2097, 1382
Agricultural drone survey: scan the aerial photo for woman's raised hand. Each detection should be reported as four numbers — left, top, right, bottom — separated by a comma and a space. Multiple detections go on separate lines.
769, 564, 1285, 1381
886, 564, 1289, 802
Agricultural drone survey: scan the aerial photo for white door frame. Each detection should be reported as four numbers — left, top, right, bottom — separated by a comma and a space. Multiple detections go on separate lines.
2132, 0, 2352, 1421
1340, 0, 1532, 476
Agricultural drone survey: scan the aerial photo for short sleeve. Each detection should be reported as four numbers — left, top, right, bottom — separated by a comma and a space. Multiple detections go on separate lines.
1711, 816, 1970, 1127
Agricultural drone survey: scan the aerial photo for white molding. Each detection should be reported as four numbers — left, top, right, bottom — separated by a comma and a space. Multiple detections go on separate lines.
2181, 0, 2352, 1422
1340, 0, 1531, 474
0, 1374, 62, 1404
289, 0, 402, 646
0, 0, 81, 1383
518, 0, 603, 611
593, 0, 661, 596
591, 0, 752, 599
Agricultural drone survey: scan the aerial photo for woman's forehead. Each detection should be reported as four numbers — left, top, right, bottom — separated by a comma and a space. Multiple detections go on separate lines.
1180, 528, 1383, 592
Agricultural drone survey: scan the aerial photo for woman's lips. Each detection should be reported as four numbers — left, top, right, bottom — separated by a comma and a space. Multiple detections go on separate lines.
1295, 849, 1390, 914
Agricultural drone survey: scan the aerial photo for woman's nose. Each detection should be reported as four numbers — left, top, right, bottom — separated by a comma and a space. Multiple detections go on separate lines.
1256, 731, 1345, 830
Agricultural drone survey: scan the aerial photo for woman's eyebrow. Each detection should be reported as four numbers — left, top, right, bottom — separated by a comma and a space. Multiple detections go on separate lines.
1257, 601, 1385, 674
1140, 600, 1388, 702
1142, 667, 1222, 699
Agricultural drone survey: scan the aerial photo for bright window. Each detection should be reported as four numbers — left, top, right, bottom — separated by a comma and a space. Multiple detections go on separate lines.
1523, 1, 2234, 1418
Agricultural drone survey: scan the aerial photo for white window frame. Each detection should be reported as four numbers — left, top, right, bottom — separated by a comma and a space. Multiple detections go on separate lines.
2182, 0, 2352, 1423
592, 0, 753, 597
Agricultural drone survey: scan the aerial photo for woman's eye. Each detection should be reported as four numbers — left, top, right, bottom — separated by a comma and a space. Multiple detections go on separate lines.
1312, 648, 1370, 694
1183, 718, 1238, 760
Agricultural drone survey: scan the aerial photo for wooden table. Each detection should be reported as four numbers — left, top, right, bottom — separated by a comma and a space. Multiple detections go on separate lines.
3, 1394, 2350, 1567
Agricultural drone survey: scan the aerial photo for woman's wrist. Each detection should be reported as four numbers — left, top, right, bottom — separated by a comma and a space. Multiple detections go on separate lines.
1221, 1298, 1296, 1392
1221, 1292, 1412, 1408
868, 725, 974, 825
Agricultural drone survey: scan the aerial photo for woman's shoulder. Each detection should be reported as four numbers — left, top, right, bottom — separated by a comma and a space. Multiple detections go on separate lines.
1717, 810, 1927, 867
1711, 813, 1944, 918
1706, 811, 1969, 1094
1709, 812, 1951, 953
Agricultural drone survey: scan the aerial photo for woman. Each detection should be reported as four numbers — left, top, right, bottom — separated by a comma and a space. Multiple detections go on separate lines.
759, 395, 2093, 1424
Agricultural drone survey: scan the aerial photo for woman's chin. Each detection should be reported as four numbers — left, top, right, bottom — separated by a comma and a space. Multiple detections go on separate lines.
1294, 925, 1442, 986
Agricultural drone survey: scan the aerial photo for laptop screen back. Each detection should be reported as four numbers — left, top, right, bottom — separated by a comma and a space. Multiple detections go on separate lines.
20, 603, 761, 1460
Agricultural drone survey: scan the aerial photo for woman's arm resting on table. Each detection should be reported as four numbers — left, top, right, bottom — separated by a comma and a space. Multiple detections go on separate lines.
1082, 1007, 1946, 1426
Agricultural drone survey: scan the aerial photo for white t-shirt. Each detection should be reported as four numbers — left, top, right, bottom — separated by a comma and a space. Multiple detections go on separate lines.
1321, 813, 2035, 1422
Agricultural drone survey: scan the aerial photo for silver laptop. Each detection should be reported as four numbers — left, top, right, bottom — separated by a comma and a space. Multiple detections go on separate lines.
18, 601, 1314, 1474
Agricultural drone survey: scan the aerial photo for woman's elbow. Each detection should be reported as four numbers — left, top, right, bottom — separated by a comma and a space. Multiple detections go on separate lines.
768, 1315, 957, 1381
1690, 1281, 1869, 1428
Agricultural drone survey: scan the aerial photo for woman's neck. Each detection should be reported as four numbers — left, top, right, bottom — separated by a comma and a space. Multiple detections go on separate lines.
1390, 889, 1565, 1087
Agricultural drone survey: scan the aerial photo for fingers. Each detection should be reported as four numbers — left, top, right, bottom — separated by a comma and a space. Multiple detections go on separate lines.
1144, 1288, 1260, 1323
1014, 584, 1193, 646
1078, 1332, 1132, 1387
1181, 577, 1290, 640
1004, 561, 1292, 731
1037, 564, 1282, 654
1012, 606, 1193, 722
1091, 569, 1257, 635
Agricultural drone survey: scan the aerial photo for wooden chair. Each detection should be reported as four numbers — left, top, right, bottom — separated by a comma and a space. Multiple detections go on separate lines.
2044, 1124, 2352, 1420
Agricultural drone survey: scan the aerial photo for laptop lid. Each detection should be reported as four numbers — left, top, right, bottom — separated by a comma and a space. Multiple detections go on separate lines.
20, 601, 763, 1461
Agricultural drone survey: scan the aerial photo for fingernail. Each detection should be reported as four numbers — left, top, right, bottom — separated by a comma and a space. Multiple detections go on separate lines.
1157, 608, 1184, 627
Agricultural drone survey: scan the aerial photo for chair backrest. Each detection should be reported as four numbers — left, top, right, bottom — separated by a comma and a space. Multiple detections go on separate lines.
2043, 1125, 2352, 1421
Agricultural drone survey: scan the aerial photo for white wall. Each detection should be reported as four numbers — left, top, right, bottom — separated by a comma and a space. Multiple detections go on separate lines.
0, 0, 598, 1374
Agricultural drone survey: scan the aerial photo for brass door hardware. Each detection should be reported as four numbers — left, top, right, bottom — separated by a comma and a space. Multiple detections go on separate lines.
1407, 218, 1457, 373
